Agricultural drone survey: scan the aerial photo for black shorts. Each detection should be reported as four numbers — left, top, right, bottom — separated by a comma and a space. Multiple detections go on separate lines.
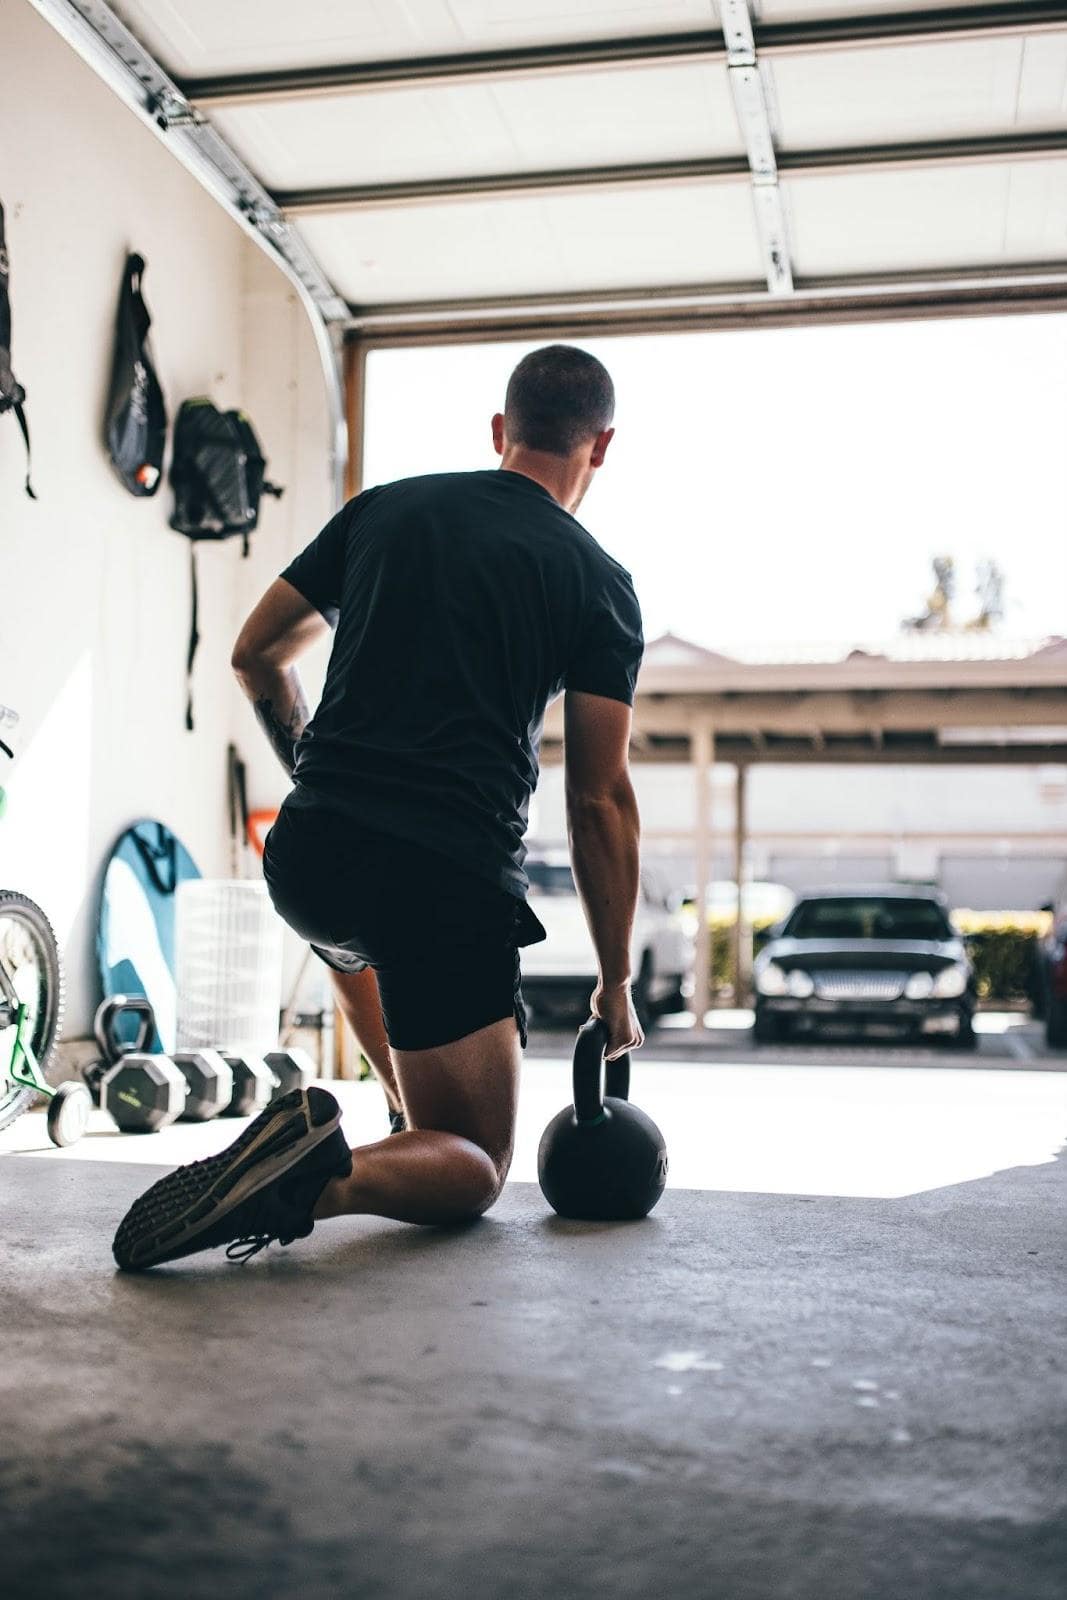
262, 801, 545, 1052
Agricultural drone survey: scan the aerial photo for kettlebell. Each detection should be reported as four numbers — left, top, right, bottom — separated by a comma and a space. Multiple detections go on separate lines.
537, 1017, 668, 1221
94, 994, 156, 1062
86, 994, 158, 1103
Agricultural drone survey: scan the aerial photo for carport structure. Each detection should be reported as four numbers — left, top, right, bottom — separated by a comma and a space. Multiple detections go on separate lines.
540, 632, 1067, 1016
30, 0, 1067, 498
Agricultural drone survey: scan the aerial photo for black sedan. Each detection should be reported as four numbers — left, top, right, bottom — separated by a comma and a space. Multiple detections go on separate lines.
752, 887, 976, 1048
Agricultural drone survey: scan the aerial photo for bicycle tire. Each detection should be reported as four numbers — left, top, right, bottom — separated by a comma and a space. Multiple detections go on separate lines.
0, 891, 65, 1133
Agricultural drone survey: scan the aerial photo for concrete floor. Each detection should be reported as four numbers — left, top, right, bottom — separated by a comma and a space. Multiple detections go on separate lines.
528, 1009, 1063, 1066
3, 1052, 1066, 1600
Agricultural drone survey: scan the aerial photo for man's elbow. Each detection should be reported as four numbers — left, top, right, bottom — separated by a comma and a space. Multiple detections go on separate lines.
231, 630, 260, 682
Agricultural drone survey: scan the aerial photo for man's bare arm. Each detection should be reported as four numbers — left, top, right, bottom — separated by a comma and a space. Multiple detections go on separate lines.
564, 689, 643, 1059
251, 676, 309, 777
231, 579, 330, 776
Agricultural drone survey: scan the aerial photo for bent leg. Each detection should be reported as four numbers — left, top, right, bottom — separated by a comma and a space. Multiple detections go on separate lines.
313, 1013, 520, 1225
328, 966, 402, 1115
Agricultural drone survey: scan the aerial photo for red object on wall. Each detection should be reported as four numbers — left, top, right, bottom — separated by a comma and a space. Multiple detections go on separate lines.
247, 809, 278, 858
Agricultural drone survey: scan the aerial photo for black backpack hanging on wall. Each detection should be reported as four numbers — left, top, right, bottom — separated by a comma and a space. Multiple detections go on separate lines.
169, 398, 284, 730
0, 198, 34, 499
104, 253, 167, 496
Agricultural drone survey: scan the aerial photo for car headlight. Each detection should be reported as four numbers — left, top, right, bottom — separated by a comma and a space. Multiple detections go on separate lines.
932, 961, 969, 999
904, 971, 935, 1000
787, 969, 814, 999
756, 961, 788, 996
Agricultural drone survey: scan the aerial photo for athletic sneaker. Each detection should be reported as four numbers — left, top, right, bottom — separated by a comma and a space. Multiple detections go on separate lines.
388, 1107, 407, 1135
112, 1087, 351, 1272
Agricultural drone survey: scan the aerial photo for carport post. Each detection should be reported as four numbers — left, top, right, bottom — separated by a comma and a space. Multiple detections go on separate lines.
732, 762, 750, 1005
691, 719, 715, 1030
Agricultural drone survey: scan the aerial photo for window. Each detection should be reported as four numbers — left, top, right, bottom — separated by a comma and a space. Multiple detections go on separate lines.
785, 897, 952, 942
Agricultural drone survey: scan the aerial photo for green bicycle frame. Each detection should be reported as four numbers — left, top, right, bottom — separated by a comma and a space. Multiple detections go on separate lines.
6, 1001, 54, 1098
1, 730, 56, 1098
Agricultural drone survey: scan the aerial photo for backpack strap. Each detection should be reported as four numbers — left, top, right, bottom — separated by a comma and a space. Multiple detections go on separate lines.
185, 544, 200, 731
130, 821, 178, 896
0, 198, 34, 499
12, 399, 34, 500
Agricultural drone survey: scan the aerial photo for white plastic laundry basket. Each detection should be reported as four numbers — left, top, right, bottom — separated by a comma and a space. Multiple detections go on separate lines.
175, 880, 283, 1053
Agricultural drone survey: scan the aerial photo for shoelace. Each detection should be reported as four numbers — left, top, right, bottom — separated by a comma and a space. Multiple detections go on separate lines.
225, 1235, 275, 1263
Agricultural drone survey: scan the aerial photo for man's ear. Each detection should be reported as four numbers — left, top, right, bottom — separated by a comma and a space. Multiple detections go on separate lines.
491, 412, 506, 457
590, 426, 615, 468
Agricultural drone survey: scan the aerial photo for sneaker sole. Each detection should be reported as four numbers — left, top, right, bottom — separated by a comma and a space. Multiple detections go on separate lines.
113, 1087, 342, 1272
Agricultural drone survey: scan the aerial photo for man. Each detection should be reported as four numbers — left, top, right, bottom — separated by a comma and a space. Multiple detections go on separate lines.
113, 345, 644, 1272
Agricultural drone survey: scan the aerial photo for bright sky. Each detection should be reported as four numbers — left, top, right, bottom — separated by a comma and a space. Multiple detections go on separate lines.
363, 315, 1067, 653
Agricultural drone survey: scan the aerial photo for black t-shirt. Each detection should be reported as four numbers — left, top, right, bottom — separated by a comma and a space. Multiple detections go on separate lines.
280, 469, 643, 897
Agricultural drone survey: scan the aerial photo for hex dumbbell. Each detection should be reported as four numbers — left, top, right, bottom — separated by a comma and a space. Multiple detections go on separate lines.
172, 1050, 234, 1121
220, 1051, 275, 1117
101, 1053, 187, 1132
264, 1048, 316, 1097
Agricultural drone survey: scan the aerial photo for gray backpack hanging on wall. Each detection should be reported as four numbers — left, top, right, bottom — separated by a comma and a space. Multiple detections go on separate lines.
103, 252, 167, 496
0, 199, 34, 499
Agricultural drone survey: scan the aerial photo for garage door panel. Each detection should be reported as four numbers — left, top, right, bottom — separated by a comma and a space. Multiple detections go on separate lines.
1017, 33, 1067, 119
212, 62, 743, 192
113, 0, 716, 79
787, 161, 1067, 278
300, 181, 763, 304
107, 1, 1067, 314
770, 37, 1067, 149
757, 0, 1017, 21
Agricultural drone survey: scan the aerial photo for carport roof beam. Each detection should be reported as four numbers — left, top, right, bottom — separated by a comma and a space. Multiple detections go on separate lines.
181, 3, 1067, 107
541, 736, 1067, 766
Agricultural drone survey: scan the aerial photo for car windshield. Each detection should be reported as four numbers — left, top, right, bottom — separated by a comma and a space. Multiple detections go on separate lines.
784, 897, 952, 942
527, 861, 576, 896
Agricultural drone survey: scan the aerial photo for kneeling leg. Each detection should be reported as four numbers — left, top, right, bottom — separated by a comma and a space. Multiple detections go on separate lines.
313, 1014, 520, 1225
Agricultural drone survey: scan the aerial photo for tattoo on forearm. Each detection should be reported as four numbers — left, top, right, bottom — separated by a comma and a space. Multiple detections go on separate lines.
254, 684, 309, 776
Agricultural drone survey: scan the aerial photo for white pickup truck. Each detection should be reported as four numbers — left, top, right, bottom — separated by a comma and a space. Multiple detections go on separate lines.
520, 850, 694, 1026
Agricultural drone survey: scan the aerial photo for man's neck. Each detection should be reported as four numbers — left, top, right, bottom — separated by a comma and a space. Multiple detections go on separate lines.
499, 448, 582, 513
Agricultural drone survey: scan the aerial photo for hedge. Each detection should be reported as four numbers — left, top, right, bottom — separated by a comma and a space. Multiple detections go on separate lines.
952, 910, 1051, 1005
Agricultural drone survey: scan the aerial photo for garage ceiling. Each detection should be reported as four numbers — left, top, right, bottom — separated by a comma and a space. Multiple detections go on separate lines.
41, 1, 1067, 338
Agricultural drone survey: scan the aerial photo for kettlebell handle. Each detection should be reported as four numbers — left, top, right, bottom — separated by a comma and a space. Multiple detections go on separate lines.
573, 1017, 631, 1122
94, 993, 156, 1063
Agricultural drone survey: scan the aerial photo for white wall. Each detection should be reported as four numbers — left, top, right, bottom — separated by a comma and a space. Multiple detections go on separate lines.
0, 0, 334, 1035
234, 246, 336, 817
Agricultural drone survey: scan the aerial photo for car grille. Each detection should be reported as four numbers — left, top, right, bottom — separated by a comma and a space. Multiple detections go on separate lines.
812, 971, 907, 1002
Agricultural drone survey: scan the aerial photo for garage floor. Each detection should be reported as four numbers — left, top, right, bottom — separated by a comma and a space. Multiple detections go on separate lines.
3, 1053, 1065, 1600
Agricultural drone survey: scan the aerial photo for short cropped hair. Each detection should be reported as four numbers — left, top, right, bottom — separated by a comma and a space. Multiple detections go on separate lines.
504, 345, 615, 457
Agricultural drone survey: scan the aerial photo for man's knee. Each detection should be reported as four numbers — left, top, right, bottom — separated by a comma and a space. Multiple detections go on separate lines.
463, 1144, 512, 1218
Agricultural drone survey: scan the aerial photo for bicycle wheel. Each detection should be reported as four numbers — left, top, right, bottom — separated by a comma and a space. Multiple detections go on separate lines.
0, 891, 65, 1133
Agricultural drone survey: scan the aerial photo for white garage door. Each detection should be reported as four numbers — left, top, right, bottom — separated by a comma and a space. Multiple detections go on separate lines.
939, 856, 1067, 912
